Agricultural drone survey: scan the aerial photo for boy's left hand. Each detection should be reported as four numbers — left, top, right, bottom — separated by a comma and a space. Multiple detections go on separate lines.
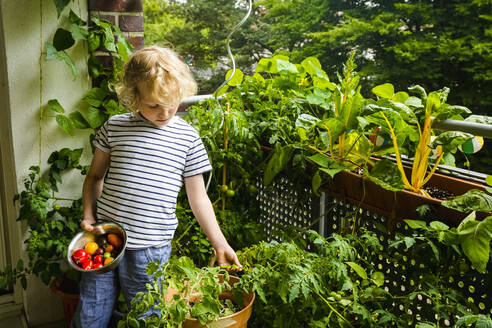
213, 246, 242, 271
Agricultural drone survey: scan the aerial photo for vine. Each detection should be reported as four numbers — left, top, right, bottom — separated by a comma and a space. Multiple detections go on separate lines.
0, 0, 132, 291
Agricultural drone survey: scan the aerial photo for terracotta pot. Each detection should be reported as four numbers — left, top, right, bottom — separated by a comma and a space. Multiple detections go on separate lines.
49, 276, 80, 328
165, 275, 255, 328
321, 167, 487, 229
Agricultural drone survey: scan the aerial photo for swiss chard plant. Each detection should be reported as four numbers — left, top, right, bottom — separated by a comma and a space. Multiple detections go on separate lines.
360, 84, 473, 196
298, 53, 373, 178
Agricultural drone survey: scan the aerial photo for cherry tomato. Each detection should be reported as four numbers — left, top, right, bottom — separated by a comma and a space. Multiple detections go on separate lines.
220, 185, 228, 192
105, 245, 114, 253
92, 263, 103, 269
72, 249, 88, 264
104, 257, 114, 266
103, 252, 111, 259
93, 255, 103, 265
81, 259, 93, 270
84, 242, 99, 255
107, 234, 122, 248
226, 189, 235, 197
96, 248, 105, 255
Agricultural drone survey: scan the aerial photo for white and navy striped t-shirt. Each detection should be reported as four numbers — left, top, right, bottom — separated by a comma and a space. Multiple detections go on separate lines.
93, 112, 212, 249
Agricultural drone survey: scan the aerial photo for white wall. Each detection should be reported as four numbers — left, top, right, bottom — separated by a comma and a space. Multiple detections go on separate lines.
1, 0, 92, 325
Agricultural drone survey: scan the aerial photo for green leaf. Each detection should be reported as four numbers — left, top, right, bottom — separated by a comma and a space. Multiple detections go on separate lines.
457, 215, 492, 273
306, 93, 325, 105
47, 99, 65, 114
308, 153, 333, 169
346, 261, 367, 280
57, 50, 78, 78
87, 107, 107, 129
301, 56, 324, 78
116, 38, 133, 63
45, 43, 59, 60
88, 33, 101, 52
429, 221, 449, 231
53, 28, 75, 51
69, 9, 85, 25
404, 96, 423, 108
71, 24, 88, 41
372, 83, 394, 99
69, 111, 91, 129
392, 91, 409, 103
264, 145, 293, 185
295, 113, 319, 131
431, 131, 473, 153
442, 189, 492, 213
365, 159, 405, 192
404, 219, 428, 230
102, 26, 117, 52
486, 175, 492, 187
371, 271, 385, 287
56, 115, 74, 136
475, 315, 492, 328
52, 0, 70, 17
416, 324, 436, 328
275, 58, 298, 73
83, 88, 107, 107
225, 68, 244, 86
213, 84, 228, 97
317, 117, 345, 146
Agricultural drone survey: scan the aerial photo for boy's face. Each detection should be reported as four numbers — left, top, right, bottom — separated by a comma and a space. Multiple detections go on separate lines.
137, 82, 178, 127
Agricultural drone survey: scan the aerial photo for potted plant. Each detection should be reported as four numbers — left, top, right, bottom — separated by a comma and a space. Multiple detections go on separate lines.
305, 79, 488, 226
119, 256, 255, 328
0, 149, 87, 326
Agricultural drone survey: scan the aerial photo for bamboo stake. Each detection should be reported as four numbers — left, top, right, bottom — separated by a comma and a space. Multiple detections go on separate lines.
222, 103, 230, 211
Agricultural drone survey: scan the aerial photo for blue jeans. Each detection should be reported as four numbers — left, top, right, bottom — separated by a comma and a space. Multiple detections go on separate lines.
71, 243, 172, 328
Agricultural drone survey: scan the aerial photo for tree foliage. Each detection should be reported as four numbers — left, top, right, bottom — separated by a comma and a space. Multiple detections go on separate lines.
144, 0, 491, 114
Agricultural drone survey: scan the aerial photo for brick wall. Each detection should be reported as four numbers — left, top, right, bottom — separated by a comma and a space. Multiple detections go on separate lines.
88, 0, 144, 72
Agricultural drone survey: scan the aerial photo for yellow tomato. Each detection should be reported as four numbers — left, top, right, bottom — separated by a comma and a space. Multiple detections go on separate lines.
104, 257, 114, 266
84, 241, 99, 255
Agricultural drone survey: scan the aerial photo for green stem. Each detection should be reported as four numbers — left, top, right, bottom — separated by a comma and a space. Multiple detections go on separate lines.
312, 288, 354, 327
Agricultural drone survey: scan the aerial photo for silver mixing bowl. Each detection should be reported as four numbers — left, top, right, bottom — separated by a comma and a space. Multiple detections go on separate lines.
67, 221, 127, 274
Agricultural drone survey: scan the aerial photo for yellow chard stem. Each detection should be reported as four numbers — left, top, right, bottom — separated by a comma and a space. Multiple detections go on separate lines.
420, 147, 444, 189
414, 146, 431, 190
412, 115, 432, 188
381, 113, 415, 191
410, 120, 423, 184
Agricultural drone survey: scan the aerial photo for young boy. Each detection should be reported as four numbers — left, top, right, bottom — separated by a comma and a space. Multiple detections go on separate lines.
71, 46, 240, 328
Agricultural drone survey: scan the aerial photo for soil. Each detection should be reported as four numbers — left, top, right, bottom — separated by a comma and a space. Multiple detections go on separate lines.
422, 186, 455, 200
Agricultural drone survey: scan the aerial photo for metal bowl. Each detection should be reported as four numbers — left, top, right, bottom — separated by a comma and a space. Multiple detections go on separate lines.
67, 221, 127, 274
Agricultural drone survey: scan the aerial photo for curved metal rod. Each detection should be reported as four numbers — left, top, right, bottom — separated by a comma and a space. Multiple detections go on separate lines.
214, 0, 253, 102
206, 0, 253, 192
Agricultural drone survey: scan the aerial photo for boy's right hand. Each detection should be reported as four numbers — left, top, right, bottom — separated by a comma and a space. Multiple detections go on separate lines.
80, 217, 96, 232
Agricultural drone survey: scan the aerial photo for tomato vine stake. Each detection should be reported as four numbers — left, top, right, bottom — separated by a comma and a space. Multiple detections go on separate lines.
222, 102, 230, 211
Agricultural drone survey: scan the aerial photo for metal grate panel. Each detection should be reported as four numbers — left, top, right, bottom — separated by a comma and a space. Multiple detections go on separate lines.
257, 177, 491, 325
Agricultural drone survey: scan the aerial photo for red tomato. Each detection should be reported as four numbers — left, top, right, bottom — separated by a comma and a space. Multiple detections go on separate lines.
72, 249, 88, 264
81, 259, 93, 270
93, 255, 103, 265
92, 263, 103, 269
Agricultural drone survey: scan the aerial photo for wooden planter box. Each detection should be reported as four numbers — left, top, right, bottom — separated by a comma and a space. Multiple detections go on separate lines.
321, 167, 487, 229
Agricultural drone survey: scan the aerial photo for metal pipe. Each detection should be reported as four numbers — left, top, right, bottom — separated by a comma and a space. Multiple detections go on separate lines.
433, 119, 492, 139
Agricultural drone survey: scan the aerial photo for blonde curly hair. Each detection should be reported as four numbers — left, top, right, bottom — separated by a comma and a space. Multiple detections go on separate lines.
116, 46, 197, 112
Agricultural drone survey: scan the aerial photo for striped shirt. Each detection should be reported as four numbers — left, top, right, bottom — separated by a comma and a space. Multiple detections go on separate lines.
93, 112, 212, 249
